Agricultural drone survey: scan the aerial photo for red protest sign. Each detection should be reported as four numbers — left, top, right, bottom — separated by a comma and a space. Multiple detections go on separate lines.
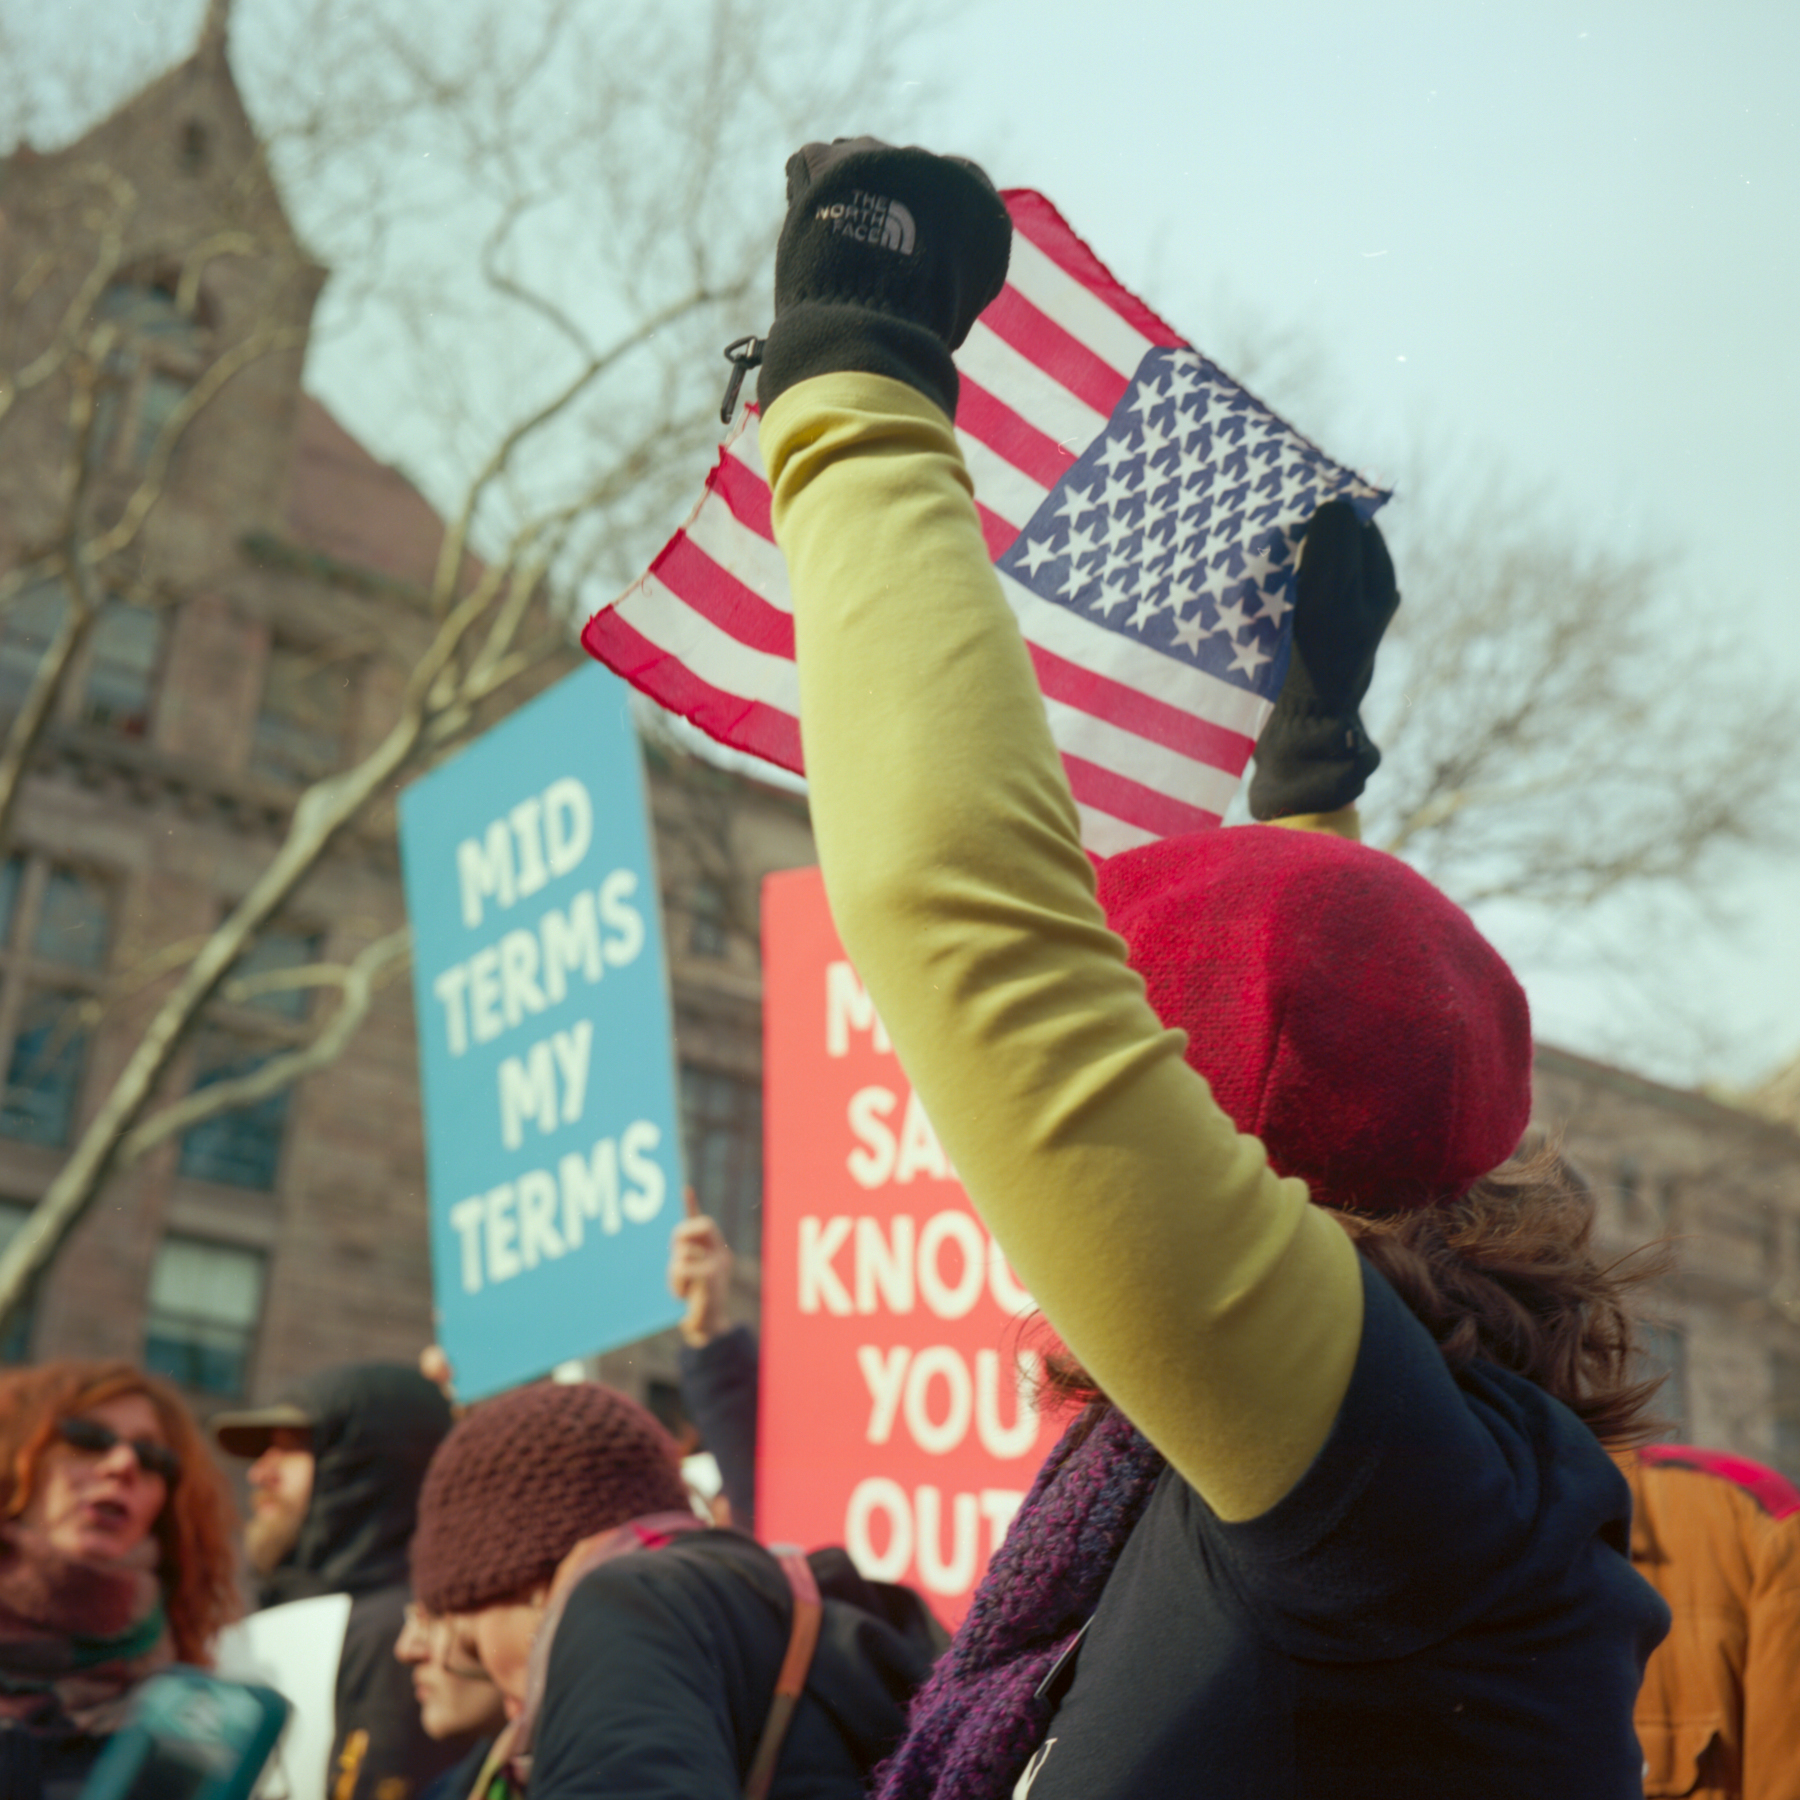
759, 868, 1059, 1627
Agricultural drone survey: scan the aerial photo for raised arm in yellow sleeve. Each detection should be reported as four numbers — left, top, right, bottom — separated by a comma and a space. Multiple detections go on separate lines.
763, 373, 1364, 1523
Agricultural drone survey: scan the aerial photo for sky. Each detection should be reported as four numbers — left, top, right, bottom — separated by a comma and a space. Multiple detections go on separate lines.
883, 0, 1800, 1093
10, 0, 1797, 1094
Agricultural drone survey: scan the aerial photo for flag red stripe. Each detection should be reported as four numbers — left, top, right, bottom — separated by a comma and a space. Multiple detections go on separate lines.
1061, 752, 1221, 840
956, 375, 1075, 490
580, 608, 804, 771
977, 502, 1022, 560
654, 534, 795, 658
1005, 191, 1186, 351
983, 285, 1132, 419
712, 451, 775, 542
1026, 642, 1255, 769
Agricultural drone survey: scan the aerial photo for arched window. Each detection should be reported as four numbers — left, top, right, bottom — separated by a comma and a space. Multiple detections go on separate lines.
88, 275, 209, 473
95, 280, 207, 349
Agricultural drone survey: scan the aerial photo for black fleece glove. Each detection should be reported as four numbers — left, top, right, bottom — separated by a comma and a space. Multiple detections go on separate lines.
1247, 499, 1399, 820
755, 138, 1013, 420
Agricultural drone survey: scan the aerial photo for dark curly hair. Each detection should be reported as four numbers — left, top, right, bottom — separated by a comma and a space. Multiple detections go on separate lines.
1044, 1142, 1671, 1448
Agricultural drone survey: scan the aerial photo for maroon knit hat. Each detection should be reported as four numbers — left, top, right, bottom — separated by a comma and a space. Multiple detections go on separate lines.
1095, 825, 1531, 1211
409, 1381, 689, 1615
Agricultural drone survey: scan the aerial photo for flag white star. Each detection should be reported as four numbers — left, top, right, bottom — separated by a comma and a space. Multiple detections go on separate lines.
1253, 581, 1295, 630
1065, 521, 1102, 565
1138, 418, 1172, 465
1054, 482, 1096, 529
1094, 434, 1136, 480
1172, 438, 1215, 488
1213, 593, 1252, 639
1129, 377, 1166, 422
1093, 573, 1135, 617
1229, 637, 1273, 678
1164, 575, 1204, 617
1166, 361, 1203, 406
1129, 592, 1162, 631
1095, 458, 1134, 506
1170, 612, 1208, 654
1092, 537, 1136, 586
1017, 535, 1060, 579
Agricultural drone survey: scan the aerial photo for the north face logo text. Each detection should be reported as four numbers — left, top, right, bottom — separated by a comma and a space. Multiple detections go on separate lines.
815, 190, 917, 254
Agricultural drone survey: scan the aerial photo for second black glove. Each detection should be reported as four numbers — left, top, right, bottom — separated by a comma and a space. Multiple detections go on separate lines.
1248, 500, 1400, 821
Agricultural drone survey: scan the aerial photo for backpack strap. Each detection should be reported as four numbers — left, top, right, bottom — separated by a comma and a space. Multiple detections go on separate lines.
741, 1547, 823, 1800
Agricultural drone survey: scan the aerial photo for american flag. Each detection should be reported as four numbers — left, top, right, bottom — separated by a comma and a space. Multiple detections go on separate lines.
582, 191, 1387, 854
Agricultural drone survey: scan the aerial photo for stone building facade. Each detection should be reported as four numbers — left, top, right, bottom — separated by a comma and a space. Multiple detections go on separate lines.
3, 24, 1795, 1487
1533, 1045, 1800, 1478
0, 25, 801, 1419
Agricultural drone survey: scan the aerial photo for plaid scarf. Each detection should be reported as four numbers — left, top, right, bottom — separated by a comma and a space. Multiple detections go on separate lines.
0, 1523, 171, 1739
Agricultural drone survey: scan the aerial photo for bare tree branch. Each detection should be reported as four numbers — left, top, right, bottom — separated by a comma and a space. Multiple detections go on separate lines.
81, 315, 309, 568
0, 164, 133, 428
0, 0, 931, 1338
0, 328, 109, 849
116, 928, 410, 1167
1356, 463, 1800, 912
425, 281, 727, 616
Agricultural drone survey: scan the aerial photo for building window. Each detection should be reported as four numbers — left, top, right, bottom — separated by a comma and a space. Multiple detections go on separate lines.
89, 278, 208, 476
35, 867, 110, 970
250, 640, 356, 785
131, 369, 192, 466
680, 1064, 763, 1253
0, 859, 110, 1149
95, 281, 206, 347
0, 990, 92, 1146
689, 879, 729, 959
81, 601, 166, 737
175, 922, 323, 1193
143, 1236, 266, 1397
0, 1200, 37, 1363
177, 1034, 290, 1191
0, 583, 167, 740
1637, 1321, 1688, 1441
0, 581, 68, 723
225, 929, 325, 1023
0, 857, 21, 943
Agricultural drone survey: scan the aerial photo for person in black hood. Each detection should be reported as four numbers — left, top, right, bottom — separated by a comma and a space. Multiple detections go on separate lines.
213, 1362, 472, 1800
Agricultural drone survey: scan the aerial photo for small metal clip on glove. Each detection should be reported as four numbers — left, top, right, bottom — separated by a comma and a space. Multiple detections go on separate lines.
720, 335, 766, 426
1247, 500, 1400, 821
720, 136, 1012, 426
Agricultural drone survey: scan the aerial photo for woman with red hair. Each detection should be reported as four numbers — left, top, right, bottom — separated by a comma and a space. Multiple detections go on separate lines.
0, 1360, 239, 1797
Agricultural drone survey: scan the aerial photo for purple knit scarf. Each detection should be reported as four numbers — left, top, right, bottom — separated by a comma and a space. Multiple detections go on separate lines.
873, 1403, 1166, 1800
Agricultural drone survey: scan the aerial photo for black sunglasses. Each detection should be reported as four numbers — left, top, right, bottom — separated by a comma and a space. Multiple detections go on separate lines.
56, 1416, 182, 1488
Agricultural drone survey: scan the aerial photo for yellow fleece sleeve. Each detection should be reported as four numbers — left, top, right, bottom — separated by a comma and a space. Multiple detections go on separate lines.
762, 372, 1364, 1522
1270, 806, 1362, 841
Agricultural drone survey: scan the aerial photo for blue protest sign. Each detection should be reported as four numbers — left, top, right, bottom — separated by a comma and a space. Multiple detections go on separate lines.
398, 665, 684, 1398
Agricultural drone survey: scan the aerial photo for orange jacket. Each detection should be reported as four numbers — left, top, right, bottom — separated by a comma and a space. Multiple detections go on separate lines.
1617, 1447, 1800, 1800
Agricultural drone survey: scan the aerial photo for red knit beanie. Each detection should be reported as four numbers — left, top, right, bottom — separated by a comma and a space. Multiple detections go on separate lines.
1095, 825, 1531, 1211
409, 1381, 689, 1615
